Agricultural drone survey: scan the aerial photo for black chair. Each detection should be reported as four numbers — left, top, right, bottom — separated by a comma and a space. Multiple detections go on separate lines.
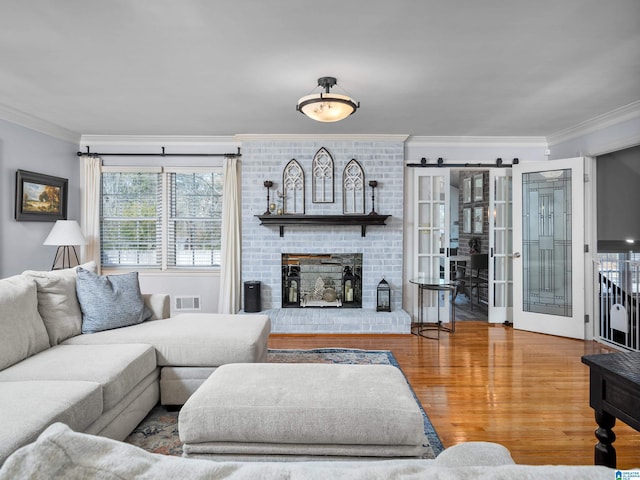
458, 253, 489, 311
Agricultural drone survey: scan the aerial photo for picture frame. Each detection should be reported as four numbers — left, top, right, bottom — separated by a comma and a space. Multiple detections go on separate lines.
15, 170, 68, 222
474, 173, 484, 201
473, 206, 483, 233
462, 177, 472, 203
463, 207, 472, 233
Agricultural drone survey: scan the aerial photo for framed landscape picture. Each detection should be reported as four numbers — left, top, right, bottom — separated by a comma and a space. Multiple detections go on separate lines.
15, 170, 68, 222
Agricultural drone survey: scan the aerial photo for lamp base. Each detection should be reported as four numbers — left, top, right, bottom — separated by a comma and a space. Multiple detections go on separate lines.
51, 246, 80, 270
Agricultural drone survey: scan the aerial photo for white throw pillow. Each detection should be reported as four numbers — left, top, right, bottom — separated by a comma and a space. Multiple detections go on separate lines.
0, 275, 50, 370
22, 261, 96, 345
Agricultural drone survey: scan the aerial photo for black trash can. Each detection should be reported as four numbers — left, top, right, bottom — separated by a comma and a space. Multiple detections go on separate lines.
244, 281, 261, 313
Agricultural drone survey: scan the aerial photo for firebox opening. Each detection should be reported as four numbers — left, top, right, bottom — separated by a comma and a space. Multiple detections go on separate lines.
282, 253, 363, 308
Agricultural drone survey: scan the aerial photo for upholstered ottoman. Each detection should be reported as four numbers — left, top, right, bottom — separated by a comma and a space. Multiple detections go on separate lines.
178, 363, 428, 461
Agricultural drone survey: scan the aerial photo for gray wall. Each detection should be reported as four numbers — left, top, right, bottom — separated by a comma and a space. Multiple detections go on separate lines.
0, 119, 79, 277
597, 144, 640, 242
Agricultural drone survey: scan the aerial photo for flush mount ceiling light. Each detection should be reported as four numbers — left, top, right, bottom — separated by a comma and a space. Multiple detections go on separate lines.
296, 77, 359, 122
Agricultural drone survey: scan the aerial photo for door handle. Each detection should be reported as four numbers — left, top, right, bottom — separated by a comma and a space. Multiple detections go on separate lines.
513, 252, 521, 258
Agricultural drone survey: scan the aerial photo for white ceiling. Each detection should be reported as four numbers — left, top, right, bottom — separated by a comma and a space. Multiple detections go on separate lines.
0, 0, 638, 138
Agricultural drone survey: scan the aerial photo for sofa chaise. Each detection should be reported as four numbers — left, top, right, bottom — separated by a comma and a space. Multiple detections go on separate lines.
0, 264, 271, 465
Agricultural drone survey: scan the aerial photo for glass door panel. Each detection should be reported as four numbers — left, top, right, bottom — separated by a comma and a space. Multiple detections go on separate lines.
512, 158, 585, 339
413, 170, 450, 321
489, 169, 513, 323
522, 169, 572, 316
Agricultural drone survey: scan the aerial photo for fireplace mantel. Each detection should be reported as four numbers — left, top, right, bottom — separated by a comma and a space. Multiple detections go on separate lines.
256, 214, 390, 237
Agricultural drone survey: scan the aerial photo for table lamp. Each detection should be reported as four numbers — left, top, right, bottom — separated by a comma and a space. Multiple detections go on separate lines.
43, 220, 87, 270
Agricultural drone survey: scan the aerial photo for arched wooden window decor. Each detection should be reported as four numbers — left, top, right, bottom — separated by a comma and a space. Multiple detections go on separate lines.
312, 147, 334, 204
282, 158, 305, 214
342, 159, 365, 214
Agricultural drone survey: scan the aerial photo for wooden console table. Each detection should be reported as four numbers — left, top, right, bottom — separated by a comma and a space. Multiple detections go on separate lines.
581, 351, 640, 468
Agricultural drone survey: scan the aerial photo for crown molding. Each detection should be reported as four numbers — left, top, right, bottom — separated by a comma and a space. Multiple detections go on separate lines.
547, 101, 640, 147
235, 134, 409, 143
406, 136, 548, 148
0, 103, 80, 144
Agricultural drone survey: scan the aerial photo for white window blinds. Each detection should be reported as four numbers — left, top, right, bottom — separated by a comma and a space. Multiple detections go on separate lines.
100, 166, 222, 269
167, 170, 223, 267
101, 170, 163, 267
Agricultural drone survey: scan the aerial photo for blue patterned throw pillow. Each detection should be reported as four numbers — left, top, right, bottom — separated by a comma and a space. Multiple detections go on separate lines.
76, 267, 152, 334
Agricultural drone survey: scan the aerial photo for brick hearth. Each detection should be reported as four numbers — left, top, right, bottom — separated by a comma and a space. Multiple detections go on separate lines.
265, 308, 411, 334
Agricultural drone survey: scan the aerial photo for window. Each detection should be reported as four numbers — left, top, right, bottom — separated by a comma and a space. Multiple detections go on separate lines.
101, 167, 223, 269
168, 170, 223, 267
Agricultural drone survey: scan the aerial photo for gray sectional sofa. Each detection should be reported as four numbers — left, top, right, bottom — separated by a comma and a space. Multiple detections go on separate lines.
0, 264, 271, 466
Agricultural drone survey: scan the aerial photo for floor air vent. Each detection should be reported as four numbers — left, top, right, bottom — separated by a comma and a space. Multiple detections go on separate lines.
175, 296, 201, 311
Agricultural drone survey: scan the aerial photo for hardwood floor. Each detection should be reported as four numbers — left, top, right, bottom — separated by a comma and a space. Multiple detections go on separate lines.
268, 322, 640, 469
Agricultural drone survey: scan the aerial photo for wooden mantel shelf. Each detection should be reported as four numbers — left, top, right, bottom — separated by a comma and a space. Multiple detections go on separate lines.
256, 214, 390, 237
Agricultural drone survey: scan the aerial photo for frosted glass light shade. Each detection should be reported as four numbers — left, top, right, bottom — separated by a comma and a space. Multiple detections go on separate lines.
43, 220, 87, 246
297, 93, 358, 122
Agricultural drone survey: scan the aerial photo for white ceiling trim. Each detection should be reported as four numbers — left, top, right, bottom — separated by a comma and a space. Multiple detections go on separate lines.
235, 134, 409, 143
547, 101, 640, 147
0, 103, 80, 144
407, 136, 548, 148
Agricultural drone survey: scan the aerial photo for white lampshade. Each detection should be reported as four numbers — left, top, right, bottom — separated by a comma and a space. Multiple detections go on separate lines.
43, 220, 87, 246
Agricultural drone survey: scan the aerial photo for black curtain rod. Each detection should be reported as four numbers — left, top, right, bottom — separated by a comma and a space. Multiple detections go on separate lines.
77, 146, 241, 158
406, 157, 518, 168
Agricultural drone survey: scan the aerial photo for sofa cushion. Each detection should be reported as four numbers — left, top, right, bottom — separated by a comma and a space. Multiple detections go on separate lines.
142, 293, 170, 321
434, 441, 515, 466
62, 313, 271, 367
0, 275, 50, 371
0, 381, 102, 466
76, 268, 152, 334
0, 344, 157, 411
0, 423, 617, 480
22, 261, 96, 345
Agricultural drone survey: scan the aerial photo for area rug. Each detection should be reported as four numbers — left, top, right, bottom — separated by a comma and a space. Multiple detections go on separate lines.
124, 348, 443, 458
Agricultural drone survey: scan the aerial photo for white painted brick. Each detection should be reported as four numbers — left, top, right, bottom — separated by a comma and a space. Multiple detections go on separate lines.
242, 139, 407, 332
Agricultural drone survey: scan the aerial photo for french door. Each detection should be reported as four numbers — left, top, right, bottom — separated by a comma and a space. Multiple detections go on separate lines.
413, 169, 451, 321
488, 169, 513, 323
512, 157, 586, 339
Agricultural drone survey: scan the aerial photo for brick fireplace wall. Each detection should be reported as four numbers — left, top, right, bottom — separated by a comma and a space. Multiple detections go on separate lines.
240, 136, 406, 332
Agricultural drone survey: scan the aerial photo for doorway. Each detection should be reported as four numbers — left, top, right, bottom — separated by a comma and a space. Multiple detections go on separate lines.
450, 169, 490, 321
410, 167, 513, 325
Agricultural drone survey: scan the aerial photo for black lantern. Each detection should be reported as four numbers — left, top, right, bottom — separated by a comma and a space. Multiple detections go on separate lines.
342, 266, 356, 306
283, 266, 300, 307
377, 277, 391, 312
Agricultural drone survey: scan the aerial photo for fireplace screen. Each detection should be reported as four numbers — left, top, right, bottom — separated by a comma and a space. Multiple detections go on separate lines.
282, 253, 362, 308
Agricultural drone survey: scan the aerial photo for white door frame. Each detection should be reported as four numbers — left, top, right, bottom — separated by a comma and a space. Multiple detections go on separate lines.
488, 168, 513, 324
412, 169, 451, 322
